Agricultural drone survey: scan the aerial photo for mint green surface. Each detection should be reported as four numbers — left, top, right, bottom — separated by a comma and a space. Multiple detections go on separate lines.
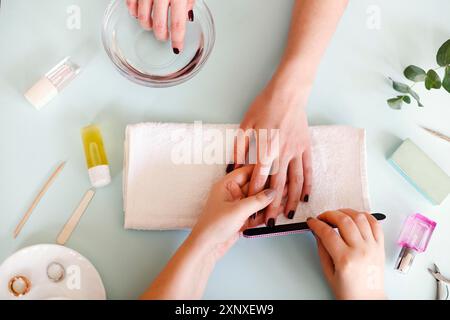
1, 0, 450, 300
389, 139, 450, 205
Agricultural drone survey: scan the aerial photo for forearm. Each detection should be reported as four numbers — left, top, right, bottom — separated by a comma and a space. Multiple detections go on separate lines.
272, 0, 348, 94
140, 235, 216, 300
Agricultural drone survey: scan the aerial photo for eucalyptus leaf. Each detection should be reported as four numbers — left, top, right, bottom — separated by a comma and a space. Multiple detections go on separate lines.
387, 97, 403, 110
408, 88, 424, 107
390, 78, 410, 93
404, 65, 426, 82
425, 69, 442, 90
443, 66, 450, 94
436, 39, 450, 67
408, 88, 419, 101
402, 95, 411, 104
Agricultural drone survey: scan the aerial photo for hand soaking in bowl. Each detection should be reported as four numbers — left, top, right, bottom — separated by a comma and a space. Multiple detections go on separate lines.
102, 0, 215, 87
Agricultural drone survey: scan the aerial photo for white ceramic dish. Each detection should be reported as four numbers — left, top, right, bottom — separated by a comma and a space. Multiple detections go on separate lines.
0, 244, 106, 300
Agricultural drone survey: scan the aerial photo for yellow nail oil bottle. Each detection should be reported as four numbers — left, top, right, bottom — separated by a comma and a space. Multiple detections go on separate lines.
81, 125, 111, 188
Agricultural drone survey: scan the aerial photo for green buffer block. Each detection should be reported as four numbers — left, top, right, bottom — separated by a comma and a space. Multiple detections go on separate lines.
389, 139, 450, 205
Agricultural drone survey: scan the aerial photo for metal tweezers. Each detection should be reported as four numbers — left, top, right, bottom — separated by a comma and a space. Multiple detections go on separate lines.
428, 263, 450, 300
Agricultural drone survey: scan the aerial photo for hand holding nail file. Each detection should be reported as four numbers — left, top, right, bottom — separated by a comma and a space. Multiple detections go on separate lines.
243, 213, 386, 238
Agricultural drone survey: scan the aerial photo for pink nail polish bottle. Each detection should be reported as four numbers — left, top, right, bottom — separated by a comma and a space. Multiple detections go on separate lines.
395, 213, 436, 274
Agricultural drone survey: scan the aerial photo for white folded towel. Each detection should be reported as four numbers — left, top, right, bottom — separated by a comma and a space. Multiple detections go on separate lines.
123, 123, 370, 230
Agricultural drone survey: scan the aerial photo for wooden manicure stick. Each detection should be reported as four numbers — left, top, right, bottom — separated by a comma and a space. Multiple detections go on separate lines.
14, 162, 66, 239
56, 189, 96, 245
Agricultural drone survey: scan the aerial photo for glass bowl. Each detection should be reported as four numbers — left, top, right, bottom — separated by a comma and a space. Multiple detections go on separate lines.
102, 0, 215, 87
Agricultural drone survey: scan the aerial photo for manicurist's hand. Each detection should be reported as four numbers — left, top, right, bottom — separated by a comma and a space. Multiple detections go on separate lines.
126, 0, 195, 53
307, 209, 386, 300
141, 166, 275, 300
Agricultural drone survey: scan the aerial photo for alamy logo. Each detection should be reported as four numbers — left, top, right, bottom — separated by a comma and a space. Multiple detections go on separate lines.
66, 265, 81, 290
66, 5, 81, 30
170, 122, 281, 174
366, 5, 381, 30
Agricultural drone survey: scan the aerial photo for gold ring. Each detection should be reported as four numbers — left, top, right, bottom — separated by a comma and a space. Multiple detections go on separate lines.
8, 276, 31, 297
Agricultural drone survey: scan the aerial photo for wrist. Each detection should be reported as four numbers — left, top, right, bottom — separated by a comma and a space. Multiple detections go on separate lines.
274, 59, 315, 89
267, 67, 313, 111
184, 232, 219, 266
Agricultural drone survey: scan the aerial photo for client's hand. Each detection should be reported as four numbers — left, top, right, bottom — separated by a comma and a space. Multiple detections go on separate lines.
190, 166, 275, 261
234, 79, 312, 228
307, 209, 386, 300
126, 0, 195, 53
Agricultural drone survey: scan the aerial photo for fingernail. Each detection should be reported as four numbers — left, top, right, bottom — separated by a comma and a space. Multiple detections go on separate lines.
288, 210, 295, 220
226, 163, 234, 174
306, 217, 313, 222
303, 194, 309, 203
251, 213, 257, 220
264, 189, 276, 200
173, 48, 180, 54
188, 10, 194, 22
267, 218, 275, 228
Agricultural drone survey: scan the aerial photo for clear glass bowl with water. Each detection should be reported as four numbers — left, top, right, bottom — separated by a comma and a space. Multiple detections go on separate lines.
102, 0, 215, 87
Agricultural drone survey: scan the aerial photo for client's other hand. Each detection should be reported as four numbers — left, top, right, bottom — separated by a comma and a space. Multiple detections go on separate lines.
126, 0, 195, 53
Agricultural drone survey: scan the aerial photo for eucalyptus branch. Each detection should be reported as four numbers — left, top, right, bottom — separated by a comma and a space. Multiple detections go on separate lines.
387, 39, 450, 110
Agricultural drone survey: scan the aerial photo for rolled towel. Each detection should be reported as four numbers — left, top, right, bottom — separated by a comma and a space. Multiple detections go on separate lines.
123, 123, 370, 230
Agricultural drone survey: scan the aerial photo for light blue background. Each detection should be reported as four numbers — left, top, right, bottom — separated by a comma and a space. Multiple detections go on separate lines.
0, 0, 449, 299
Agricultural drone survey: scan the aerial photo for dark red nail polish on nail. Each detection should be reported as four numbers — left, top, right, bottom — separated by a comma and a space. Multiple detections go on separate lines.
173, 48, 180, 54
226, 163, 234, 174
288, 210, 295, 219
267, 218, 275, 228
303, 194, 309, 202
188, 10, 194, 22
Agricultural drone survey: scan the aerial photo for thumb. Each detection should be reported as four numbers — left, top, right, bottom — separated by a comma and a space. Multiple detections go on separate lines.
236, 189, 276, 219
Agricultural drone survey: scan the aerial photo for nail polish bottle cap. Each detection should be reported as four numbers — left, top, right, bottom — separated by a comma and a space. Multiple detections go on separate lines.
395, 247, 417, 274
24, 57, 80, 110
88, 165, 111, 188
24, 77, 58, 110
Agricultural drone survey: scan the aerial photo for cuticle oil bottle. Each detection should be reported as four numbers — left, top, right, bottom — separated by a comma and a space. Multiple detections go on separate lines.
81, 125, 111, 188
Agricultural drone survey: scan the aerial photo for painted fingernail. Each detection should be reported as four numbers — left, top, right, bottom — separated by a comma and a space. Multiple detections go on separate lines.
264, 189, 276, 200
226, 163, 234, 174
188, 10, 194, 22
267, 218, 275, 228
288, 210, 295, 220
173, 48, 180, 54
303, 194, 309, 202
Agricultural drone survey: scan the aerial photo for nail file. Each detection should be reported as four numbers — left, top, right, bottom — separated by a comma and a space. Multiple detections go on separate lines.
56, 189, 95, 245
242, 213, 386, 239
